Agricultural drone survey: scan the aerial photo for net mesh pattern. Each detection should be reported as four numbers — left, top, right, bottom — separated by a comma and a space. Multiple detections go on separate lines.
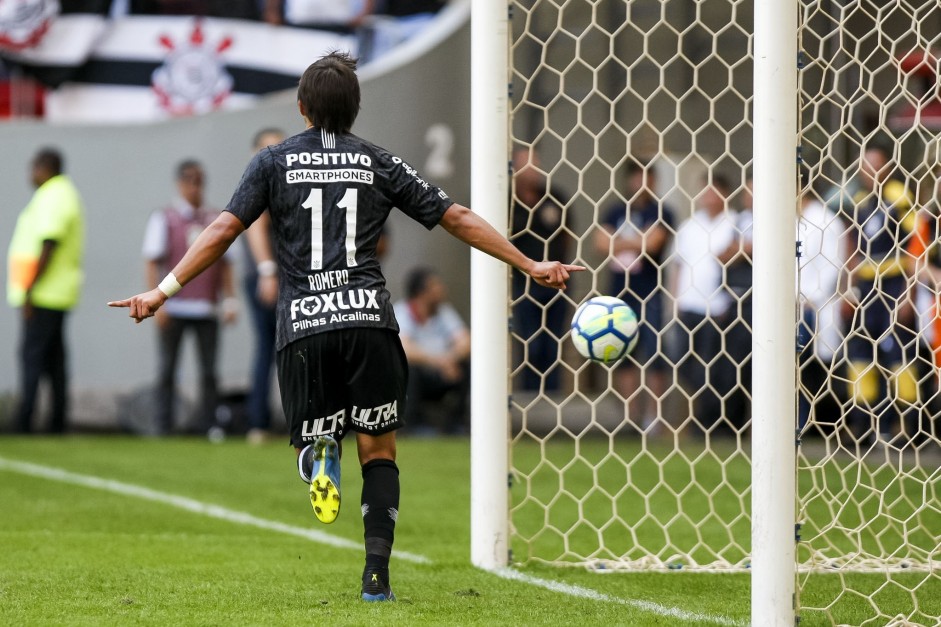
506, 1, 940, 624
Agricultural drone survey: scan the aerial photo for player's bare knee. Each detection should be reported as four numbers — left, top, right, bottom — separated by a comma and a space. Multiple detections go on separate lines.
357, 432, 397, 465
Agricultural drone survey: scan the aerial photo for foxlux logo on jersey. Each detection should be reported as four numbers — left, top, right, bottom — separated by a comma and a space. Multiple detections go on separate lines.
290, 288, 381, 332
290, 270, 381, 332
301, 402, 399, 439
285, 152, 374, 184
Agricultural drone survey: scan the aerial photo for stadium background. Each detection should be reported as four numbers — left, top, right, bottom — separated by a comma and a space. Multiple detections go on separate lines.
0, 2, 932, 425
0, 6, 472, 428
2, 2, 939, 624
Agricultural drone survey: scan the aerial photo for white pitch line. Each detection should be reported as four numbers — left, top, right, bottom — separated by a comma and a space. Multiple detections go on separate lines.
493, 567, 748, 627
1, 456, 744, 625
0, 456, 430, 564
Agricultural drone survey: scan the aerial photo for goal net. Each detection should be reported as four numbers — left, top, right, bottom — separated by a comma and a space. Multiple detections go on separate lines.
498, 1, 941, 624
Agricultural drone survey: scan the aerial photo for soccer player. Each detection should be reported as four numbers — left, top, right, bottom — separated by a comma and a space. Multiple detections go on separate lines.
109, 51, 582, 601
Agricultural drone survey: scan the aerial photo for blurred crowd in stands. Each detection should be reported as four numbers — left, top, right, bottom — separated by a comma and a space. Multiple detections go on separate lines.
510, 140, 939, 450
3, 1, 938, 449
108, 0, 446, 45
9, 132, 941, 448
0, 1, 449, 119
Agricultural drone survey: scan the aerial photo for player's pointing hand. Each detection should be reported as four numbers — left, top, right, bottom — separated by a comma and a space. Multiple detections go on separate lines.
528, 260, 586, 290
108, 288, 168, 323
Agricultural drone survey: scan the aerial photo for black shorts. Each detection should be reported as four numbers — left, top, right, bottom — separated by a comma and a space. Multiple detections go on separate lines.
277, 328, 408, 448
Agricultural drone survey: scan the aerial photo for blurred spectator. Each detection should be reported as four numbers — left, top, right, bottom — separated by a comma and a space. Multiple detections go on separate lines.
6, 148, 85, 434
241, 128, 285, 445
263, 0, 373, 32
797, 171, 848, 431
671, 174, 739, 434
126, 0, 260, 19
840, 144, 917, 446
393, 266, 470, 435
359, 0, 447, 61
0, 65, 45, 119
510, 147, 574, 391
719, 176, 754, 433
593, 159, 675, 431
142, 160, 237, 435
381, 0, 445, 16
907, 162, 941, 439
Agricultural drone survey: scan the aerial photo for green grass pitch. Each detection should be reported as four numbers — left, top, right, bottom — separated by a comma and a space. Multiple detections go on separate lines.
0, 435, 936, 625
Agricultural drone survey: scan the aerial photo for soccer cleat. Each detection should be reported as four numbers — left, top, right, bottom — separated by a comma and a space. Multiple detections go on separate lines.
301, 436, 341, 524
361, 568, 395, 602
297, 444, 314, 483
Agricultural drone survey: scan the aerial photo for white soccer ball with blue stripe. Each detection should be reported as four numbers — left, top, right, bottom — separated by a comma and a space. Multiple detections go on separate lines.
570, 296, 639, 363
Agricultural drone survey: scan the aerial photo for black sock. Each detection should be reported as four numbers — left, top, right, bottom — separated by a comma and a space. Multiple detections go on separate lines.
361, 458, 399, 571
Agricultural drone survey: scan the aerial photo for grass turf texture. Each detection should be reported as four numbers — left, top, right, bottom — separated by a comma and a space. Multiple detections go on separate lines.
511, 437, 941, 625
0, 435, 935, 625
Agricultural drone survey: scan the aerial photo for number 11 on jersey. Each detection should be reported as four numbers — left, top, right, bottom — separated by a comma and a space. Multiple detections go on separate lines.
302, 187, 359, 270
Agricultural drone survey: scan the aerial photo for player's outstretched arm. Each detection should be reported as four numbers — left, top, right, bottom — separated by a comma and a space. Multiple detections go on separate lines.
439, 203, 585, 290
108, 212, 246, 323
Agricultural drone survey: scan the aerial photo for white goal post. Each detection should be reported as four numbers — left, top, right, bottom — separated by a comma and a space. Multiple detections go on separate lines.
751, 0, 797, 624
469, 0, 511, 571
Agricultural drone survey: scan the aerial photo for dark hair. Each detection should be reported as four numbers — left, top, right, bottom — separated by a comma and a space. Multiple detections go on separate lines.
33, 148, 63, 176
176, 159, 203, 180
624, 158, 650, 178
709, 173, 733, 194
252, 127, 284, 150
863, 141, 892, 161
405, 267, 437, 300
297, 51, 360, 133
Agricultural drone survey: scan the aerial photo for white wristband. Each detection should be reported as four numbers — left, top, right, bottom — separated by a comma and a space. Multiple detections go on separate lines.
157, 273, 182, 298
223, 296, 239, 313
257, 260, 277, 277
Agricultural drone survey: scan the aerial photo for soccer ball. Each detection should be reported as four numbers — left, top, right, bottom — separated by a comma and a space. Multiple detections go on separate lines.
570, 296, 639, 363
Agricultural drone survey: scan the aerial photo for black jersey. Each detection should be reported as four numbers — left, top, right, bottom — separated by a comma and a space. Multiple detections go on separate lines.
226, 127, 452, 350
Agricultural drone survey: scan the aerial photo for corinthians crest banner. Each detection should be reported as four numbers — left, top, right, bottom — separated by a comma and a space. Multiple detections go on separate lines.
0, 0, 112, 87
0, 2, 356, 123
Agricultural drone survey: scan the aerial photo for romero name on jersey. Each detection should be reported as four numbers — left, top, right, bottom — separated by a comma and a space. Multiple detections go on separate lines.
226, 128, 452, 350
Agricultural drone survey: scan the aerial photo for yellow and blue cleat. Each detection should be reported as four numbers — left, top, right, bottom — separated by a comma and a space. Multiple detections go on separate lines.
362, 569, 395, 602
298, 436, 341, 524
